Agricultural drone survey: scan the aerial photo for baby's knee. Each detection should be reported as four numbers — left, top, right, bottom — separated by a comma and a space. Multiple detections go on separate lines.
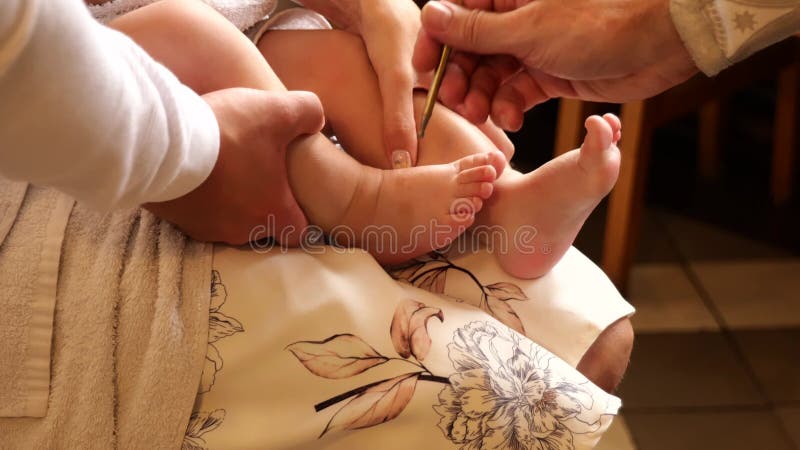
110, 0, 224, 33
576, 317, 634, 393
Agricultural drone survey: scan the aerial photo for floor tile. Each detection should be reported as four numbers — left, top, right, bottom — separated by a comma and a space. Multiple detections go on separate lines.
776, 407, 800, 448
690, 260, 800, 328
634, 210, 683, 264
734, 329, 800, 404
618, 333, 764, 409
574, 206, 682, 266
596, 416, 637, 450
625, 410, 795, 450
659, 212, 792, 262
627, 263, 718, 332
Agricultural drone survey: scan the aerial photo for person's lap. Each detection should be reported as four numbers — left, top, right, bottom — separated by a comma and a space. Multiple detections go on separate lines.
187, 243, 629, 449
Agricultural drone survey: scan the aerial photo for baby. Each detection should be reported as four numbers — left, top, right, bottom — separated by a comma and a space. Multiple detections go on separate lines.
100, 0, 621, 279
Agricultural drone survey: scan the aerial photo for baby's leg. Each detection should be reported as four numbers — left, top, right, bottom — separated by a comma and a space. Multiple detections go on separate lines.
259, 30, 621, 278
109, 0, 503, 264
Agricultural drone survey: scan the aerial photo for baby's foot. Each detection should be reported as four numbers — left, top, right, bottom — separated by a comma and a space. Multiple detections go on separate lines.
334, 151, 506, 265
484, 114, 621, 279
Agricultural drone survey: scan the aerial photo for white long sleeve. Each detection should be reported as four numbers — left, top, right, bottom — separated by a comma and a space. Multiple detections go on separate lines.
0, 0, 219, 210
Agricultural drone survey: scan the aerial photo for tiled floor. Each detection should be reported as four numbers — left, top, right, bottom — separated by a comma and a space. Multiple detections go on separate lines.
579, 209, 800, 450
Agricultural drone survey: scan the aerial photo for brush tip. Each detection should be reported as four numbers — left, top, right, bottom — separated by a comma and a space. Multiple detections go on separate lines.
418, 117, 431, 138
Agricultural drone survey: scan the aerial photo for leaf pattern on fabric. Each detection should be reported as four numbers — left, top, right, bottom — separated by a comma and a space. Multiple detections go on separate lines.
390, 253, 449, 294
183, 409, 226, 450
485, 282, 529, 302
320, 373, 421, 437
485, 296, 525, 335
390, 299, 444, 360
286, 334, 390, 379
389, 251, 531, 334
208, 311, 244, 343
185, 270, 244, 446
198, 271, 245, 394
199, 343, 223, 394
289, 299, 448, 439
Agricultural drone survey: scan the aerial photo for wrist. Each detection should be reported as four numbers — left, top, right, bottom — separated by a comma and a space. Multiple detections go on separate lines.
303, 0, 360, 31
644, 0, 699, 78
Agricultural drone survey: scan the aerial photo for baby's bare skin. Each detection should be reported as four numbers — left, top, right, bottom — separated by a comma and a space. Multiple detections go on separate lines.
110, 0, 502, 264
261, 30, 622, 278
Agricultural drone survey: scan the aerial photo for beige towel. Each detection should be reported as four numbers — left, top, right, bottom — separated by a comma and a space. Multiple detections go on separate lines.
0, 182, 72, 418
0, 182, 212, 449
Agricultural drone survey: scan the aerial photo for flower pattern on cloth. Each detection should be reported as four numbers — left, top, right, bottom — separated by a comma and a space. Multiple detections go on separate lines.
183, 270, 244, 450
703, 0, 799, 58
287, 298, 615, 448
434, 322, 607, 450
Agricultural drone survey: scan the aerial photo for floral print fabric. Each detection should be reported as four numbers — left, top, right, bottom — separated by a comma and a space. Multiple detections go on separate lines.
186, 244, 628, 449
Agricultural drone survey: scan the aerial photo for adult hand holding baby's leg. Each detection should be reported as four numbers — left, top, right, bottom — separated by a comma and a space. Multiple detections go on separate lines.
145, 88, 325, 245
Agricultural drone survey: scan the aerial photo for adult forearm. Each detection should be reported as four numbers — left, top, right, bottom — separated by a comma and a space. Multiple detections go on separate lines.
0, 0, 219, 211
671, 0, 800, 75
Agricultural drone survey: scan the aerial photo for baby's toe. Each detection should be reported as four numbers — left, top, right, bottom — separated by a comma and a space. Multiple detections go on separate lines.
603, 113, 622, 143
458, 165, 497, 184
583, 115, 613, 151
457, 181, 494, 199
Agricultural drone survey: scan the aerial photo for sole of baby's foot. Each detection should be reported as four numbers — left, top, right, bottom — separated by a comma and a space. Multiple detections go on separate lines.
338, 150, 506, 265
487, 114, 621, 279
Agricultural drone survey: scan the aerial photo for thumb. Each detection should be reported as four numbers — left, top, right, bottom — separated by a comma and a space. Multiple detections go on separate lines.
420, 1, 529, 57
272, 90, 326, 143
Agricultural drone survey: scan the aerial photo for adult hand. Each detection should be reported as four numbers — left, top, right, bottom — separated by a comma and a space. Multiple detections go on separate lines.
302, 0, 424, 167
413, 0, 699, 131
146, 88, 325, 245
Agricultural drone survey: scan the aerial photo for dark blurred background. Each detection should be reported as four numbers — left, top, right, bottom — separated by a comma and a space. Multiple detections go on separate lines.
510, 80, 800, 260
507, 71, 800, 449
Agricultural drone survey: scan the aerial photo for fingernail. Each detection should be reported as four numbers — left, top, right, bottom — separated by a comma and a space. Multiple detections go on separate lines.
392, 150, 412, 169
424, 1, 453, 32
498, 111, 513, 130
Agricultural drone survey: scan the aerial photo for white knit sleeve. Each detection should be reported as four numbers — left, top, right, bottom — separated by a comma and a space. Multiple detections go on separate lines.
0, 0, 219, 210
671, 0, 800, 76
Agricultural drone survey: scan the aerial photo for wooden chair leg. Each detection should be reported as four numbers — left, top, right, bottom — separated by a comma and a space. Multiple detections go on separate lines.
601, 101, 652, 292
771, 63, 798, 205
698, 99, 722, 180
554, 99, 589, 156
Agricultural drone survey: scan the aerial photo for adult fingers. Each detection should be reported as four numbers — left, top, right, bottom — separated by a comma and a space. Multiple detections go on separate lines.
490, 71, 551, 131
437, 51, 479, 108
419, 1, 529, 57
266, 90, 326, 148
412, 27, 443, 73
377, 67, 419, 166
461, 54, 520, 124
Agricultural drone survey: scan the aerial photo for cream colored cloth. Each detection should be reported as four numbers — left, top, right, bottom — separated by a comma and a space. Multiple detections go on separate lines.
0, 182, 212, 449
671, 0, 800, 75
183, 244, 633, 449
